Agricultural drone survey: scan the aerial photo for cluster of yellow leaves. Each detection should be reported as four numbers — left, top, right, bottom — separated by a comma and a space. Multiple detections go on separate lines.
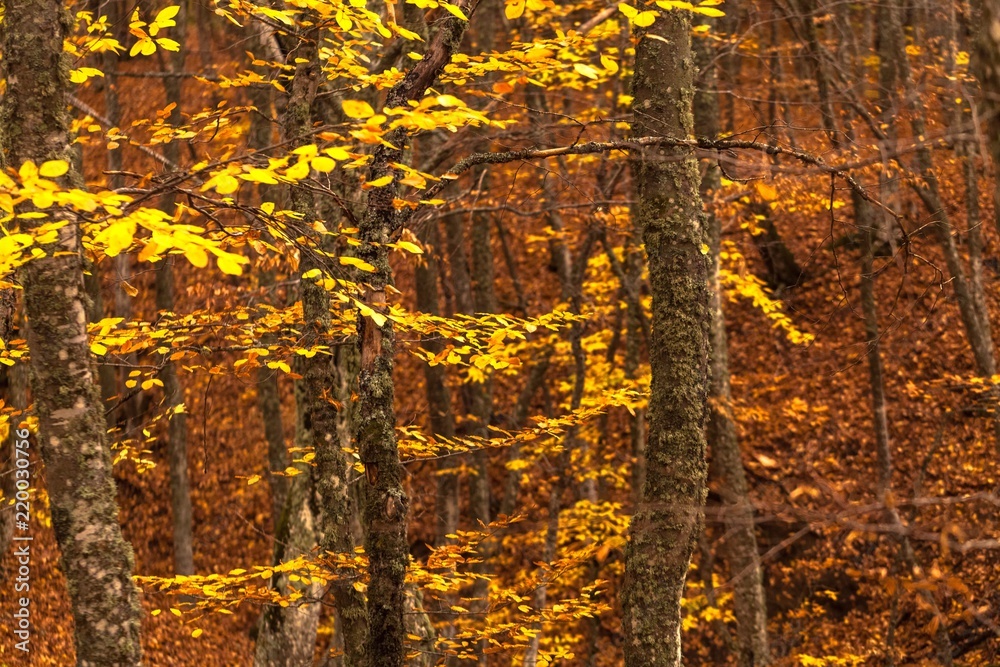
128, 6, 182, 56
680, 573, 736, 631
797, 655, 867, 667
718, 241, 815, 345
504, 0, 550, 20
201, 144, 358, 195
341, 94, 510, 147
137, 547, 367, 613
88, 207, 249, 276
405, 0, 469, 21
0, 159, 249, 280
395, 394, 636, 463
618, 0, 724, 28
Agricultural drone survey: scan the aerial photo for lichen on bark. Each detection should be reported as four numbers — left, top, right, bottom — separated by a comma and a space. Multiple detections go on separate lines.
1, 1, 143, 664
621, 10, 710, 667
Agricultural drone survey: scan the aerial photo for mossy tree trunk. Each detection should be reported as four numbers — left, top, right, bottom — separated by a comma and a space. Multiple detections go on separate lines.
1, 1, 143, 663
357, 5, 473, 667
255, 21, 369, 667
621, 9, 710, 667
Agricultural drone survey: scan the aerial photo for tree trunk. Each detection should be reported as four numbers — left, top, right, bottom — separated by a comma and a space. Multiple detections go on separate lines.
974, 0, 1000, 239
695, 29, 772, 667
621, 10, 710, 667
255, 21, 369, 666
886, 1, 997, 377
1, 1, 143, 663
157, 4, 195, 575
414, 220, 460, 546
357, 6, 473, 667
242, 20, 293, 526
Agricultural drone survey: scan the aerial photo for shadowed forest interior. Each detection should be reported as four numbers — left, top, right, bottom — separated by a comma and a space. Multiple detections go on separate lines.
2, 0, 1000, 665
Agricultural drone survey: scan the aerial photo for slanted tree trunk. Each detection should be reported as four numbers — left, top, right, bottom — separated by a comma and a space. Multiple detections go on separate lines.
1, 1, 142, 663
621, 9, 710, 667
884, 1, 997, 378
695, 30, 772, 667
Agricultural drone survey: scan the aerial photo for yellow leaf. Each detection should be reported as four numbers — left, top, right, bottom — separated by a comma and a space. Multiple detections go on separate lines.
692, 6, 724, 17
394, 241, 423, 254
213, 174, 240, 195
154, 6, 181, 25
285, 160, 310, 181
311, 156, 336, 172
363, 175, 394, 189
191, 629, 203, 639
90, 342, 108, 356
441, 2, 468, 19
184, 246, 209, 268
574, 63, 600, 80
342, 100, 375, 119
217, 253, 246, 276
340, 256, 376, 272
633, 10, 658, 26
618, 3, 637, 18
755, 182, 778, 202
18, 161, 37, 181
505, 0, 525, 19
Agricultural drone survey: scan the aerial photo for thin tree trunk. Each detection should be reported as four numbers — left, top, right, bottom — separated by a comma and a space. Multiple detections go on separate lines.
621, 9, 710, 667
356, 7, 474, 667
1, 1, 142, 663
695, 31, 772, 666
414, 220, 460, 546
886, 1, 998, 377
157, 2, 195, 576
242, 21, 293, 526
974, 0, 1000, 239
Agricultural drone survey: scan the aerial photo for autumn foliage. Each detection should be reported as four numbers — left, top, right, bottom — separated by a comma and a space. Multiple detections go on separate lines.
1, 0, 1000, 666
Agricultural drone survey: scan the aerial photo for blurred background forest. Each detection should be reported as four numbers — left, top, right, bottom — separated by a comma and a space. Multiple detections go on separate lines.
2, 0, 1000, 665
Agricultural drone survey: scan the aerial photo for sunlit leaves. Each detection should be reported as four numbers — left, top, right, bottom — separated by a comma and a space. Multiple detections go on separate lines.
619, 0, 724, 27
128, 6, 182, 56
342, 99, 376, 119
69, 67, 105, 84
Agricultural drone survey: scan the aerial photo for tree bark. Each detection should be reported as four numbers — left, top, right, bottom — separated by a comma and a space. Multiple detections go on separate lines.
695, 30, 772, 667
885, 1, 997, 377
414, 220, 460, 546
1, 1, 143, 663
158, 2, 195, 576
354, 6, 474, 667
621, 10, 710, 667
255, 22, 369, 667
975, 0, 1000, 237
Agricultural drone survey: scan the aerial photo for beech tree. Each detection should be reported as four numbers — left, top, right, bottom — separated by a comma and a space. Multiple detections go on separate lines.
1, 0, 142, 664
